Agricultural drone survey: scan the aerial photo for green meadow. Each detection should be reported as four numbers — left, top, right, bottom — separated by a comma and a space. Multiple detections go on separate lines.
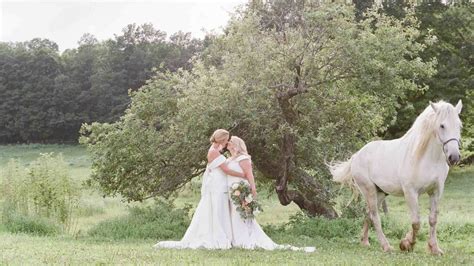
0, 145, 472, 265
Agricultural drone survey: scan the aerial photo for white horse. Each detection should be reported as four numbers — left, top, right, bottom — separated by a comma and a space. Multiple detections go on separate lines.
330, 100, 463, 254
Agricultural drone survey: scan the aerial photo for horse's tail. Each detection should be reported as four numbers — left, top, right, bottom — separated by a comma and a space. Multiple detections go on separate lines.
328, 157, 359, 198
329, 158, 352, 183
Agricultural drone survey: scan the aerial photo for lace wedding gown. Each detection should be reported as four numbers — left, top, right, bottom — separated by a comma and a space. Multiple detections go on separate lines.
154, 155, 232, 249
227, 155, 315, 252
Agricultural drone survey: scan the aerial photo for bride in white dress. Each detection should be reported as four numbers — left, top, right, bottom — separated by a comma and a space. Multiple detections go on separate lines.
154, 129, 245, 249
226, 136, 315, 252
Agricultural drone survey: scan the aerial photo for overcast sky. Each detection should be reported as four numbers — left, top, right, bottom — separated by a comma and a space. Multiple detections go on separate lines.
1, 0, 246, 52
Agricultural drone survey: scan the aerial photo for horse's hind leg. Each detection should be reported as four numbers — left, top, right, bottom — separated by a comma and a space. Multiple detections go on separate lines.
400, 189, 420, 252
356, 178, 393, 252
361, 192, 386, 247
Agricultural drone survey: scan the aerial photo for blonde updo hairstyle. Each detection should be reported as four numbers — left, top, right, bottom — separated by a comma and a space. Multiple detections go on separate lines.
210, 129, 229, 144
229, 136, 249, 156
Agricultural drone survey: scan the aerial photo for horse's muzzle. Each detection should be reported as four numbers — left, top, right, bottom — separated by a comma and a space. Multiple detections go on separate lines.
448, 153, 461, 165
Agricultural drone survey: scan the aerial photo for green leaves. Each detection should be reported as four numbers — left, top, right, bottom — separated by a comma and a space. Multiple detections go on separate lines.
81, 2, 436, 211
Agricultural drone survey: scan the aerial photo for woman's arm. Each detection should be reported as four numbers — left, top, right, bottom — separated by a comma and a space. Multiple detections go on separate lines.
208, 149, 245, 178
239, 159, 256, 197
220, 164, 245, 178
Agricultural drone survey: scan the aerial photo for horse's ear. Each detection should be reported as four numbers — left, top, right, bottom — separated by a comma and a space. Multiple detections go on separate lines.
455, 100, 463, 114
430, 101, 438, 113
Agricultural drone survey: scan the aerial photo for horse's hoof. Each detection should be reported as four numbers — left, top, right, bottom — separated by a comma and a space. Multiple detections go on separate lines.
428, 243, 444, 255
382, 245, 394, 252
360, 240, 370, 247
431, 248, 444, 255
399, 239, 414, 252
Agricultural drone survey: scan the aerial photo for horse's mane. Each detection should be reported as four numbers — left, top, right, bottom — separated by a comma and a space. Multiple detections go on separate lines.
402, 101, 456, 160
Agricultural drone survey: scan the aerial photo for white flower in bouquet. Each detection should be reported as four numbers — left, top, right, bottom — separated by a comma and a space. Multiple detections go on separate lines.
245, 194, 253, 203
231, 183, 239, 190
233, 190, 241, 196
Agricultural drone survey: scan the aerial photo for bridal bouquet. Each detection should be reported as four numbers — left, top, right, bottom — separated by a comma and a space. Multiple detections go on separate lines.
230, 181, 263, 220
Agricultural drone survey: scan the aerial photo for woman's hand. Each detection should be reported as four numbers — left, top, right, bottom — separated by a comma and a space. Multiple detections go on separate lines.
250, 183, 257, 197
240, 159, 257, 198
251, 187, 257, 198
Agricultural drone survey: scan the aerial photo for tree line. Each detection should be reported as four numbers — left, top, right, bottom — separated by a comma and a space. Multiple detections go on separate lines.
0, 24, 203, 143
0, 1, 472, 160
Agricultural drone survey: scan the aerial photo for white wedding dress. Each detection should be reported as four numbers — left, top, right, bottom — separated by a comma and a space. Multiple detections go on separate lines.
227, 155, 315, 252
154, 155, 232, 249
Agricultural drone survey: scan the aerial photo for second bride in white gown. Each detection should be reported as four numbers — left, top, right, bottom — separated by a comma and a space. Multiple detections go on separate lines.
226, 136, 315, 252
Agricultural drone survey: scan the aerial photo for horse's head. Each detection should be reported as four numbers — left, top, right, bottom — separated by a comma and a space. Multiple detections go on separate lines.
430, 100, 463, 165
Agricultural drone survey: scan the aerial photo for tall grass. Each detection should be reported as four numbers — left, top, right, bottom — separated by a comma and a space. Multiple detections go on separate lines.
88, 200, 191, 240
0, 153, 81, 234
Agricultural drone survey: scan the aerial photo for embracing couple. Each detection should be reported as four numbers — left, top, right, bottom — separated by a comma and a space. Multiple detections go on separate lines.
154, 129, 315, 252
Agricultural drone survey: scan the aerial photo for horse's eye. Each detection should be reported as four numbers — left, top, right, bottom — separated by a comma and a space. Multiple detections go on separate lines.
440, 124, 445, 129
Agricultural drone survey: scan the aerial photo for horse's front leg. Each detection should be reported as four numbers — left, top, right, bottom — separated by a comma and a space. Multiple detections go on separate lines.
428, 189, 444, 255
400, 190, 420, 252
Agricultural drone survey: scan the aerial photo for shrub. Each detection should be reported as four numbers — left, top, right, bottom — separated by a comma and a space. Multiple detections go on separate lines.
266, 211, 410, 241
2, 206, 60, 236
87, 200, 191, 240
282, 212, 362, 239
0, 153, 80, 233
333, 191, 366, 219
461, 136, 474, 164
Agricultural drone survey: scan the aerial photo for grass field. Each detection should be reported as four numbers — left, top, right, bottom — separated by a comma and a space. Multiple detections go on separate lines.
0, 144, 473, 265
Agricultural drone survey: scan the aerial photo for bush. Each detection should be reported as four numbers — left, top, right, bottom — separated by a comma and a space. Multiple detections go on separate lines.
461, 136, 474, 164
282, 212, 362, 239
2, 205, 60, 236
88, 200, 191, 240
0, 153, 80, 233
333, 190, 366, 219
266, 211, 410, 241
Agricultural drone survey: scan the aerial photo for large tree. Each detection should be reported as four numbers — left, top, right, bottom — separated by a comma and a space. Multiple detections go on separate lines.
81, 1, 435, 217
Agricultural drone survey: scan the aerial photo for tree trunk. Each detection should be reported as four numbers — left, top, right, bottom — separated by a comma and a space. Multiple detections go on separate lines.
252, 148, 337, 218
235, 65, 338, 218
248, 129, 338, 219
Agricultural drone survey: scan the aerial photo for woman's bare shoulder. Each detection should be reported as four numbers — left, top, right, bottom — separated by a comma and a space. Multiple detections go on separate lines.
207, 147, 221, 161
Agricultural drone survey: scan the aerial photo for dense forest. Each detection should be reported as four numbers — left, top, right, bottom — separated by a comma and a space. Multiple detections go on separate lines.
0, 24, 203, 143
